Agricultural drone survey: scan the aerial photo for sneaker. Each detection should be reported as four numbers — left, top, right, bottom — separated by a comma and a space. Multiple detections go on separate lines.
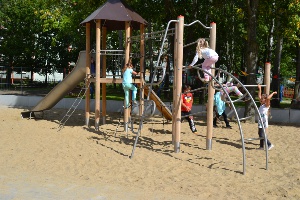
268, 144, 274, 150
225, 125, 232, 129
213, 125, 218, 128
257, 147, 264, 150
192, 130, 199, 135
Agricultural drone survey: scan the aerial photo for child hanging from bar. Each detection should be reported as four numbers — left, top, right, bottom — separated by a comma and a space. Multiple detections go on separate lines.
181, 84, 198, 135
219, 82, 248, 102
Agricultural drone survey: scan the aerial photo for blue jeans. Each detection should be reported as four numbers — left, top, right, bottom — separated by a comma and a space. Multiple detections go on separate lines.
258, 128, 271, 148
122, 83, 137, 107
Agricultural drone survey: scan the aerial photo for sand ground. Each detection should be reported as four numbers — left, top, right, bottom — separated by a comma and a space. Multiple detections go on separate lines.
0, 106, 299, 200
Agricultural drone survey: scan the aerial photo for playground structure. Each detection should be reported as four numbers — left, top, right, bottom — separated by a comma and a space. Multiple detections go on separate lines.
20, 0, 275, 175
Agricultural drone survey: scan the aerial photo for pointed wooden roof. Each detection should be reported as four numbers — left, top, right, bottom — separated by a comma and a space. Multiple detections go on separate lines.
81, 0, 147, 30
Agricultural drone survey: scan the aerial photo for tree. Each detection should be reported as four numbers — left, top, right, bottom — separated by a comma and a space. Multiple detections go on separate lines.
244, 0, 259, 121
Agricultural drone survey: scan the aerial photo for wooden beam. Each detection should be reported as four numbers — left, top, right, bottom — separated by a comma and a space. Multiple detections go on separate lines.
90, 77, 142, 84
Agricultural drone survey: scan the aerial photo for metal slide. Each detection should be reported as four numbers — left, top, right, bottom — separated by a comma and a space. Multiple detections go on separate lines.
144, 86, 172, 121
21, 51, 87, 118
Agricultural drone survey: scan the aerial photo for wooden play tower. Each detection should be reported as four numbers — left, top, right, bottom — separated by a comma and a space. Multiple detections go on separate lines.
80, 0, 147, 130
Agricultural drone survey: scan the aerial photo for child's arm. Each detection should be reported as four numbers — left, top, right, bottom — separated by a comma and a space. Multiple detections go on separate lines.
257, 84, 262, 100
267, 91, 277, 100
182, 103, 190, 111
265, 91, 277, 107
188, 53, 199, 68
132, 70, 139, 75
181, 97, 191, 112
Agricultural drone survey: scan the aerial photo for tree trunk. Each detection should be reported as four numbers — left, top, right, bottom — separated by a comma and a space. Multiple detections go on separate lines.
6, 64, 12, 89
291, 40, 300, 109
244, 0, 259, 123
271, 35, 283, 108
265, 1, 275, 62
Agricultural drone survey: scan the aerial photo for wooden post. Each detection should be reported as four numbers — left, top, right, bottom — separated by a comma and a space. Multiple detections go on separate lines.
124, 21, 131, 131
95, 20, 101, 130
140, 24, 145, 115
102, 27, 107, 124
172, 15, 184, 153
172, 21, 178, 145
264, 62, 271, 95
85, 22, 91, 126
206, 22, 216, 150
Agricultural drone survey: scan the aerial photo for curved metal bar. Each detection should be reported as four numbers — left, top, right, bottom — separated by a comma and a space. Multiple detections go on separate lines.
212, 67, 269, 172
187, 65, 269, 174
143, 20, 178, 100
184, 20, 212, 29
182, 86, 207, 94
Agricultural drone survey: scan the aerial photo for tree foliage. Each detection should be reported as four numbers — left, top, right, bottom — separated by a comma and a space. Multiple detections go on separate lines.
0, 0, 299, 107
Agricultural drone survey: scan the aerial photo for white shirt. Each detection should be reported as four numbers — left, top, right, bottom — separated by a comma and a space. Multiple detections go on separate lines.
258, 104, 269, 129
190, 48, 218, 66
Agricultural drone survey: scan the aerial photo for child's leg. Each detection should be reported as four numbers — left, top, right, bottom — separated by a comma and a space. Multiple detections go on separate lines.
221, 111, 230, 127
227, 86, 243, 97
258, 128, 264, 147
181, 111, 190, 122
202, 66, 211, 81
187, 115, 197, 132
122, 83, 130, 107
202, 56, 218, 81
213, 112, 220, 126
258, 128, 271, 148
129, 84, 138, 101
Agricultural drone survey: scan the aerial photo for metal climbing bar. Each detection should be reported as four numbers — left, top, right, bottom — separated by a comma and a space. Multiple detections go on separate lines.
187, 65, 270, 174
184, 20, 212, 29
130, 20, 178, 159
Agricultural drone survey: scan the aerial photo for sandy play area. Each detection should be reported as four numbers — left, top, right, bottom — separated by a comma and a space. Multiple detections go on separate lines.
0, 105, 299, 199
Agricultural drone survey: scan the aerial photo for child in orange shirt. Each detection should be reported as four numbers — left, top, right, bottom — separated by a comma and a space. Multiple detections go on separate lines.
181, 85, 198, 135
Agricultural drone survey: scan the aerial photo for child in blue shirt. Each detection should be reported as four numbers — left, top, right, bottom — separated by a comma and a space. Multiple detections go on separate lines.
213, 91, 232, 128
122, 59, 139, 108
